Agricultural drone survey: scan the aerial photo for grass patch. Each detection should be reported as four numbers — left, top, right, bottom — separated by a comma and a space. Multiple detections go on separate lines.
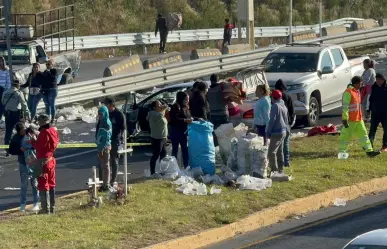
1, 130, 386, 249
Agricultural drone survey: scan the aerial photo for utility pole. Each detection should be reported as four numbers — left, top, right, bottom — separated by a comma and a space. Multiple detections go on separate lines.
319, 0, 323, 39
3, 0, 12, 81
289, 0, 293, 44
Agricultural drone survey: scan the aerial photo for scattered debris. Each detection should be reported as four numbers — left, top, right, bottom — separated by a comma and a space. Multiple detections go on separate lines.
4, 187, 21, 191
62, 127, 71, 134
79, 133, 90, 136
333, 198, 347, 207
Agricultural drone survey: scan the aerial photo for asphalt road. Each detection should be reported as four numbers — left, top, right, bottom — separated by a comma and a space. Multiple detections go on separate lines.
205, 191, 387, 249
75, 51, 192, 82
0, 108, 341, 211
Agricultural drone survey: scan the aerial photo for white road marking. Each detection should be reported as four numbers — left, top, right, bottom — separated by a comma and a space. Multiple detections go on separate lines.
56, 149, 97, 161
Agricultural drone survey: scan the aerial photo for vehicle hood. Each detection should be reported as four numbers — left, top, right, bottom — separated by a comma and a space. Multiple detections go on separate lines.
12, 65, 32, 84
265, 72, 316, 88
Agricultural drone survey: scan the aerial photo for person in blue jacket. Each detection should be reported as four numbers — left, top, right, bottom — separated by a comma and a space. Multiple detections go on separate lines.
96, 106, 112, 191
254, 84, 271, 146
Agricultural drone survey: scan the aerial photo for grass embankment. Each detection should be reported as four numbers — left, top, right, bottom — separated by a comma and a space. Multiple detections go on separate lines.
1, 130, 386, 249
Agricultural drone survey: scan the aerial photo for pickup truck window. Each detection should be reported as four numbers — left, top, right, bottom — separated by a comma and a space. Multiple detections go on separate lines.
262, 53, 318, 73
330, 48, 344, 67
0, 44, 30, 64
320, 51, 333, 69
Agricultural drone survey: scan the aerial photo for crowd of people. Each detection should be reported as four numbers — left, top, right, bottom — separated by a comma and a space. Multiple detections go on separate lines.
6, 57, 387, 214
0, 57, 59, 157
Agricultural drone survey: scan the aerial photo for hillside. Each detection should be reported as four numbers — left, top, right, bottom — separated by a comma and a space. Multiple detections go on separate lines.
11, 0, 387, 36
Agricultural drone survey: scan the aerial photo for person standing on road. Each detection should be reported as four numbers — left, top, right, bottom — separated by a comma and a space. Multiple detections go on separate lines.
96, 106, 112, 191
222, 19, 235, 48
2, 80, 30, 156
254, 84, 271, 146
267, 90, 289, 176
32, 114, 59, 214
155, 14, 169, 54
147, 100, 168, 175
189, 81, 210, 121
339, 76, 380, 158
21, 63, 45, 122
367, 73, 387, 152
275, 79, 295, 167
41, 59, 58, 124
104, 97, 126, 185
169, 91, 192, 168
13, 123, 39, 212
207, 74, 229, 130
361, 59, 376, 120
0, 56, 11, 125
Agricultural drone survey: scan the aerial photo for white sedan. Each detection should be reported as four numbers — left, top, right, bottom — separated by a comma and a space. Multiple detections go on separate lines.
343, 229, 387, 249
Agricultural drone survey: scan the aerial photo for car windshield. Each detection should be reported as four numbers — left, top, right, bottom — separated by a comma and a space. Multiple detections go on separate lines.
0, 45, 30, 64
344, 245, 387, 249
262, 53, 318, 73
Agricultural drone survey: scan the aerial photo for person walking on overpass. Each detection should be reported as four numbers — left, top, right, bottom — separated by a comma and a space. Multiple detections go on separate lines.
32, 114, 59, 214
96, 106, 112, 192
338, 76, 380, 158
21, 63, 45, 122
2, 79, 30, 156
155, 14, 169, 54
41, 59, 58, 124
222, 19, 235, 48
103, 97, 126, 185
0, 56, 11, 125
275, 79, 295, 167
367, 73, 387, 152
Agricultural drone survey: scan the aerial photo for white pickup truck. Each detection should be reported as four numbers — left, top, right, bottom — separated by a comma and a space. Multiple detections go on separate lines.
261, 43, 368, 126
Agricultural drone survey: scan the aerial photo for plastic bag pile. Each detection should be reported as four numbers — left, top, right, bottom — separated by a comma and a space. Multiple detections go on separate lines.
55, 105, 98, 123
215, 123, 269, 178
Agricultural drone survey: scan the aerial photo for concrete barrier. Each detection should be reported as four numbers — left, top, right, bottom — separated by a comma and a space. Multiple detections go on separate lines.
190, 48, 222, 60
379, 19, 387, 27
321, 25, 348, 37
289, 30, 317, 42
222, 44, 251, 55
350, 19, 378, 31
142, 52, 183, 69
103, 54, 143, 77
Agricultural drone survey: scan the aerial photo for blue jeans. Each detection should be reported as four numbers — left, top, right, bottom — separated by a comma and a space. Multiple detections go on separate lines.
19, 164, 39, 206
283, 130, 290, 166
42, 88, 58, 119
170, 128, 189, 168
0, 86, 4, 120
28, 93, 42, 121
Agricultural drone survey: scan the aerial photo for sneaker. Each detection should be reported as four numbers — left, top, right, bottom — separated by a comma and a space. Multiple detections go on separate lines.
31, 203, 40, 212
20, 204, 26, 212
381, 147, 387, 153
367, 151, 381, 158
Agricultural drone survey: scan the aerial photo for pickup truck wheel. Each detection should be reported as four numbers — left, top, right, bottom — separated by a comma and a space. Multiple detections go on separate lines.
59, 73, 73, 85
303, 97, 319, 127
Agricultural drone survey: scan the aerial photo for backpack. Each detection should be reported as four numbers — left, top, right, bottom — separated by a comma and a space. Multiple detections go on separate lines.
9, 134, 24, 156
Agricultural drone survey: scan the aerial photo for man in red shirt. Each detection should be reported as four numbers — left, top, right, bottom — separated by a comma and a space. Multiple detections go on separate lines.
33, 114, 59, 214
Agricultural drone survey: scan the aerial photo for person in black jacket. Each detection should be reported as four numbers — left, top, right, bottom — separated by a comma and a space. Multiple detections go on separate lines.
368, 73, 387, 152
275, 79, 295, 167
41, 59, 58, 124
21, 63, 45, 122
189, 81, 210, 120
169, 91, 192, 168
155, 14, 168, 54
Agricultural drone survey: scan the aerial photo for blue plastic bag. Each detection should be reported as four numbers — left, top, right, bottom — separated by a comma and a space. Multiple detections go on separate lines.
188, 121, 216, 175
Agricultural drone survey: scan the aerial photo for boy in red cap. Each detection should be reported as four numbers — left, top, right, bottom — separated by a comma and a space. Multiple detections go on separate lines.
267, 90, 290, 177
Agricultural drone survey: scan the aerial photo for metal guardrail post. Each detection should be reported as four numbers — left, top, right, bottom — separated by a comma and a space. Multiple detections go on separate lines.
123, 130, 128, 195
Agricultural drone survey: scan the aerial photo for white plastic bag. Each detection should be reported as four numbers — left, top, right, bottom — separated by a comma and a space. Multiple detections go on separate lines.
210, 186, 222, 195
214, 123, 235, 163
197, 183, 208, 195
234, 123, 248, 139
236, 133, 267, 176
236, 175, 272, 191
201, 174, 225, 185
157, 156, 180, 179
227, 138, 239, 172
62, 127, 71, 134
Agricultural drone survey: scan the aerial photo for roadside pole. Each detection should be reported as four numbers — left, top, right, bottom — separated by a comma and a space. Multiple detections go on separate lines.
123, 130, 128, 195
319, 0, 323, 40
3, 0, 13, 81
289, 0, 293, 44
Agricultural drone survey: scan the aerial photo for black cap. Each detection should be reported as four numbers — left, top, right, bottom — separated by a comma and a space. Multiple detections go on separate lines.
104, 96, 115, 105
376, 73, 385, 80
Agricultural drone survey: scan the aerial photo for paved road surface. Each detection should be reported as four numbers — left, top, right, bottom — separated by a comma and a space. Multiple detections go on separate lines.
75, 52, 192, 82
205, 192, 387, 249
0, 108, 341, 211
